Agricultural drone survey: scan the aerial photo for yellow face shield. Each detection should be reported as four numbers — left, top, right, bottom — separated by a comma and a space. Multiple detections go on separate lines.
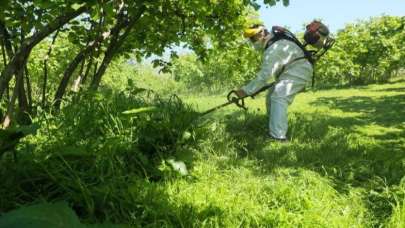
243, 27, 262, 38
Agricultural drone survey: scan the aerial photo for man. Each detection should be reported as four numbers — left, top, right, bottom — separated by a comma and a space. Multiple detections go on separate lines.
235, 21, 332, 141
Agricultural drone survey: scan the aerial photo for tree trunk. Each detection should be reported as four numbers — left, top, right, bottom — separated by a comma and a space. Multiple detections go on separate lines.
25, 66, 33, 110
1, 40, 7, 100
83, 8, 104, 86
0, 4, 89, 101
81, 56, 94, 85
17, 31, 29, 116
0, 21, 13, 101
71, 58, 86, 93
1, 82, 18, 128
90, 7, 145, 90
53, 47, 88, 109
0, 20, 14, 59
91, 61, 99, 85
53, 30, 108, 109
1, 40, 6, 66
1, 41, 7, 101
16, 66, 28, 115
70, 22, 95, 93
89, 40, 119, 90
42, 30, 60, 107
89, 11, 126, 90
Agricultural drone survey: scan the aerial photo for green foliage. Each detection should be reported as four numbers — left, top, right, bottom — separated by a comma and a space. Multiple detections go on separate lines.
3, 1, 405, 227
0, 88, 205, 223
122, 106, 158, 115
27, 32, 79, 99
120, 0, 280, 66
136, 95, 198, 158
169, 16, 404, 91
1, 78, 405, 226
0, 202, 126, 228
0, 202, 84, 228
102, 58, 185, 94
316, 16, 405, 86
51, 88, 199, 167
1, 0, 92, 42
171, 45, 260, 93
0, 123, 38, 157
2, 0, 291, 127
387, 182, 405, 228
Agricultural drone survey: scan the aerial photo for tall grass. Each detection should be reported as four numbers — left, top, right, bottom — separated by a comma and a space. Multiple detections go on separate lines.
1, 79, 405, 227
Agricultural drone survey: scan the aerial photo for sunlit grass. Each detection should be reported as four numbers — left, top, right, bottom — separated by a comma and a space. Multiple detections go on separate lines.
1, 79, 404, 227
177, 79, 405, 227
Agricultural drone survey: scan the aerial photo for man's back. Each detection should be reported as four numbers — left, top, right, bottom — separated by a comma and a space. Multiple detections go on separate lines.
265, 39, 313, 82
242, 38, 313, 95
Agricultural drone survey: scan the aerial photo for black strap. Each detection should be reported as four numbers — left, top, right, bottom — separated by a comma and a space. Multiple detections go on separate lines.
264, 26, 317, 86
265, 26, 315, 65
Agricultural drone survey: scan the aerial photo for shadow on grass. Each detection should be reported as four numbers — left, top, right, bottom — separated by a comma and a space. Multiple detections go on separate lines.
0, 153, 223, 227
312, 78, 405, 92
373, 87, 405, 93
384, 78, 405, 85
311, 95, 405, 127
223, 94, 405, 223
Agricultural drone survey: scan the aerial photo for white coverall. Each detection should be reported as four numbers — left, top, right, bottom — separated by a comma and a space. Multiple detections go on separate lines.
241, 39, 313, 139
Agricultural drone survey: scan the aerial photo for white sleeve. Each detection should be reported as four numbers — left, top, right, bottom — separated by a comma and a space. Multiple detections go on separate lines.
241, 43, 287, 96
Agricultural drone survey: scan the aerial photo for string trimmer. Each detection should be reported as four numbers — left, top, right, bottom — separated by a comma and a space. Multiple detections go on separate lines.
200, 82, 276, 116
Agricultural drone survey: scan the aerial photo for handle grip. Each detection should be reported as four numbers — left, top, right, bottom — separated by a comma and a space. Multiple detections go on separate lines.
227, 90, 247, 110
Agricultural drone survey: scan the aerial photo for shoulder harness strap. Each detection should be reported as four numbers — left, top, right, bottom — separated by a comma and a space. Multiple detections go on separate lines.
265, 26, 318, 86
265, 26, 315, 65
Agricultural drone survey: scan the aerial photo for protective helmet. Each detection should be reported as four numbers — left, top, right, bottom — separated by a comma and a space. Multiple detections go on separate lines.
304, 20, 330, 45
243, 24, 266, 39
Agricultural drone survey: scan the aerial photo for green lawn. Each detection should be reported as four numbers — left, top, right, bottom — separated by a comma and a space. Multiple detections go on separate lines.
170, 80, 405, 227
1, 80, 404, 227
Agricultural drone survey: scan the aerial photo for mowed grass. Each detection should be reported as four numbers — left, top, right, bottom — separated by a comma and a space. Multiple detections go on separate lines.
170, 79, 405, 227
2, 80, 404, 227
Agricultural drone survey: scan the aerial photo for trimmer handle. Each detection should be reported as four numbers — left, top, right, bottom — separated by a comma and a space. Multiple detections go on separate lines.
227, 90, 247, 110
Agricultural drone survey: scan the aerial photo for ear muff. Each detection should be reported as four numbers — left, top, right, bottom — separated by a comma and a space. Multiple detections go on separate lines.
306, 21, 321, 33
304, 21, 331, 45
304, 22, 321, 44
304, 31, 320, 45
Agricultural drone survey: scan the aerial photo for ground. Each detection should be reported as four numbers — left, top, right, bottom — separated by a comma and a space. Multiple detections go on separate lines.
169, 79, 405, 227
1, 79, 404, 227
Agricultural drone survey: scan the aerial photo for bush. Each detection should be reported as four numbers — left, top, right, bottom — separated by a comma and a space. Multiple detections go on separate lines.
0, 88, 204, 222
171, 44, 260, 93
316, 16, 405, 86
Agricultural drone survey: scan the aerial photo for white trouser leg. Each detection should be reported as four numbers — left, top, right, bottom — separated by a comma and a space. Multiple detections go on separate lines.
268, 77, 307, 139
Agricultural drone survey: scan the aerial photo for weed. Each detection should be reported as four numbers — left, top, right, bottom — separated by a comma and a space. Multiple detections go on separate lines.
1, 80, 405, 227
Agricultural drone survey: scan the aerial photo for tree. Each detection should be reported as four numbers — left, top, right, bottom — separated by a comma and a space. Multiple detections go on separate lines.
0, 1, 92, 100
316, 16, 405, 86
0, 0, 290, 127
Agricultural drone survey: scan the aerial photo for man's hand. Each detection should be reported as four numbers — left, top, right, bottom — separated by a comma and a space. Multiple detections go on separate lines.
235, 89, 247, 98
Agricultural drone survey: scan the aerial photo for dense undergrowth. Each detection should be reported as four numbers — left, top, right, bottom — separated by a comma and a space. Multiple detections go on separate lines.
1, 79, 405, 227
1, 87, 203, 221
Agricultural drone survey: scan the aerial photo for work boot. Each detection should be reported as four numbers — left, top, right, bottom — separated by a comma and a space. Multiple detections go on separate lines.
268, 135, 289, 143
